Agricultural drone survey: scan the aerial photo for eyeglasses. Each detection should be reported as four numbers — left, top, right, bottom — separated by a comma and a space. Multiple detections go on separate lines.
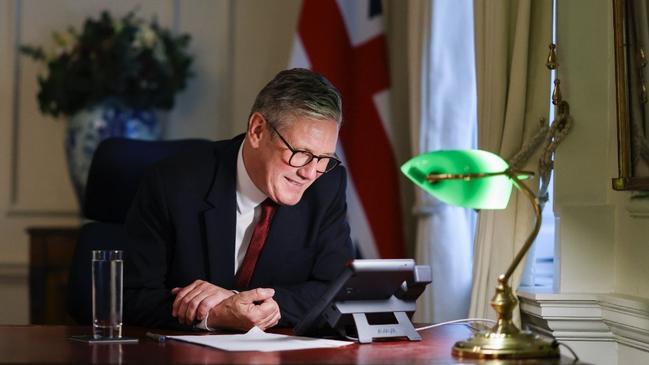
269, 124, 341, 173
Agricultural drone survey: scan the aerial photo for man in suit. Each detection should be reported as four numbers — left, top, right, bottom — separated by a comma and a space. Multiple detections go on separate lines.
124, 68, 354, 331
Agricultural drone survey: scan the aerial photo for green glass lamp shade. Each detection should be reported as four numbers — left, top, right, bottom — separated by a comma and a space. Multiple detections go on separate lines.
401, 150, 514, 209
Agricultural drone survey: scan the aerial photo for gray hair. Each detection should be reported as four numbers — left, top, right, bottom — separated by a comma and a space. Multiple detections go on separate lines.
250, 68, 342, 130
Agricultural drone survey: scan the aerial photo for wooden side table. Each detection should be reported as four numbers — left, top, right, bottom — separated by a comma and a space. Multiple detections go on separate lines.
27, 227, 80, 325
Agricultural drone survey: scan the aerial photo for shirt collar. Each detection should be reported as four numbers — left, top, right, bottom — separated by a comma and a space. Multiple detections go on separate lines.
236, 141, 267, 214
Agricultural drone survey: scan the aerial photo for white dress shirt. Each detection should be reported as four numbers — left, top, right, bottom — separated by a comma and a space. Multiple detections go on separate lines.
234, 141, 268, 273
197, 141, 267, 330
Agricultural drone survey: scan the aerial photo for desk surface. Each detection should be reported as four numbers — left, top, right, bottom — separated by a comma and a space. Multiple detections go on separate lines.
0, 325, 581, 364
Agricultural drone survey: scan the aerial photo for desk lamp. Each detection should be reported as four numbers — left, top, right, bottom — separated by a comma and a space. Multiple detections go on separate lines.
401, 150, 559, 359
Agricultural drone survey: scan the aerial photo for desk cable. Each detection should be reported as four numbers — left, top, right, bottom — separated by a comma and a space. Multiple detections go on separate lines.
416, 318, 579, 363
552, 341, 580, 363
414, 318, 496, 332
342, 318, 580, 363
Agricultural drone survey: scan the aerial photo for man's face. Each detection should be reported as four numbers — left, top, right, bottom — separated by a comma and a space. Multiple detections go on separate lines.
245, 113, 339, 206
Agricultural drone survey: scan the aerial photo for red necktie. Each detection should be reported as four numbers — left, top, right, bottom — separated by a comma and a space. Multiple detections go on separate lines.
235, 199, 277, 290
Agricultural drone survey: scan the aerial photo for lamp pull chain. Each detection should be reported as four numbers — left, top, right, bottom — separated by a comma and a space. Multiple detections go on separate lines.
546, 43, 558, 70
548, 43, 563, 105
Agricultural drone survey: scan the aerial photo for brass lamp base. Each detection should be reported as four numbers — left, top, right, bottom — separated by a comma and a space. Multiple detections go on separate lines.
451, 273, 560, 359
450, 174, 560, 360
452, 330, 560, 359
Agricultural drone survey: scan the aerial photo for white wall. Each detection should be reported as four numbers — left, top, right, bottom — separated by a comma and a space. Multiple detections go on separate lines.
554, 0, 617, 294
555, 0, 649, 305
615, 198, 649, 297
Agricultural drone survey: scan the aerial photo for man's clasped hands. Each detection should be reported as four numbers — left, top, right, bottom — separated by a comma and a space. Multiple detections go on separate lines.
171, 280, 281, 330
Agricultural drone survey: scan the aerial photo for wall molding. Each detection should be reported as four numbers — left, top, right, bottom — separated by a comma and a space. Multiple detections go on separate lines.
6, 207, 79, 218
519, 291, 649, 352
601, 294, 649, 352
0, 262, 28, 282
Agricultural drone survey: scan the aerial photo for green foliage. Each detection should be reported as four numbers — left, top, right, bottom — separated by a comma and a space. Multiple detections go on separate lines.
20, 11, 193, 118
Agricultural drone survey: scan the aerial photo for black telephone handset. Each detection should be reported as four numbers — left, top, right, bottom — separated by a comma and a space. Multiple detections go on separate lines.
396, 265, 432, 301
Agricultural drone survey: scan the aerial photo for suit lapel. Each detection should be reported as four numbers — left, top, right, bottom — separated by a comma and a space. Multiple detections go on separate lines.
202, 136, 243, 289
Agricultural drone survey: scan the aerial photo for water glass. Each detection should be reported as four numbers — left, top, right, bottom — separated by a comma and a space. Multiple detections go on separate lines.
92, 250, 123, 339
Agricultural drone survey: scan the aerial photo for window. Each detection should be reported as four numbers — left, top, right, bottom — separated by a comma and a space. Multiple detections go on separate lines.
520, 0, 558, 289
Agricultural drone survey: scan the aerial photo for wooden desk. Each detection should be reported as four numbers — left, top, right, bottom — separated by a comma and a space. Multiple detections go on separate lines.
0, 325, 583, 364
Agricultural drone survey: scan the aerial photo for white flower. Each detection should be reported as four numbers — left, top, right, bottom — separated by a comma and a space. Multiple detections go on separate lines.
51, 30, 77, 57
133, 25, 157, 50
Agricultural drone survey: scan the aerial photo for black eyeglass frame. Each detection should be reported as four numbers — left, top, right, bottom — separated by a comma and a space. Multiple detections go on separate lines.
268, 123, 342, 173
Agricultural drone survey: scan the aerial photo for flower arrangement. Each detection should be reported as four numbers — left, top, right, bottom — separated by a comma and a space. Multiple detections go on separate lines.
20, 11, 193, 118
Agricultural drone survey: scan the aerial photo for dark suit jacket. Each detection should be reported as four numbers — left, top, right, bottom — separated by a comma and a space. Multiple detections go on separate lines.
123, 134, 354, 329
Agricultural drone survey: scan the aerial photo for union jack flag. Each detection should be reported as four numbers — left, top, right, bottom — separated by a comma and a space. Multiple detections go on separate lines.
290, 0, 404, 258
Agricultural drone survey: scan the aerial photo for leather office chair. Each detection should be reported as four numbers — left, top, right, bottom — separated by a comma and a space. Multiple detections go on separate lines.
66, 137, 212, 324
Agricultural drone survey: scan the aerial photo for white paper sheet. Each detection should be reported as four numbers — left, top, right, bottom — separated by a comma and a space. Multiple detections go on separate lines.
167, 326, 353, 352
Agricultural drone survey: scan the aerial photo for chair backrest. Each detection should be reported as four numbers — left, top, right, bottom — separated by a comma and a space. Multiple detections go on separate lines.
83, 137, 213, 223
67, 137, 212, 324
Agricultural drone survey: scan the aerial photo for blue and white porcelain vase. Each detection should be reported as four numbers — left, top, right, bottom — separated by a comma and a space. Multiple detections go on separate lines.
65, 99, 161, 205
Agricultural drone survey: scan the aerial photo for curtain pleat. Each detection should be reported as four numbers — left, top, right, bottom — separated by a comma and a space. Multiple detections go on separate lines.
469, 0, 551, 322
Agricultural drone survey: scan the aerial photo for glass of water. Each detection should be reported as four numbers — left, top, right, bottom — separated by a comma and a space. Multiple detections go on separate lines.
92, 250, 123, 339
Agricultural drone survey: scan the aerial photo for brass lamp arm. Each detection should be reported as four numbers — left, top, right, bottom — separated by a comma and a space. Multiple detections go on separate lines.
426, 169, 534, 183
501, 173, 542, 283
451, 170, 557, 359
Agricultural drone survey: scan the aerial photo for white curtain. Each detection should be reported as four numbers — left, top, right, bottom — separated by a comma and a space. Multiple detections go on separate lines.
408, 0, 477, 323
469, 0, 551, 321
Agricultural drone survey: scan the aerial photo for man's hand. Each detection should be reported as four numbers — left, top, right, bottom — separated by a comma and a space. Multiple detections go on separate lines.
171, 280, 235, 325
207, 288, 281, 331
